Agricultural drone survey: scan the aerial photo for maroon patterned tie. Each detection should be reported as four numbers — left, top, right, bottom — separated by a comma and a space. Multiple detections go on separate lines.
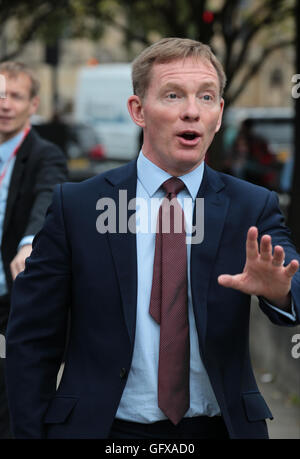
149, 177, 190, 425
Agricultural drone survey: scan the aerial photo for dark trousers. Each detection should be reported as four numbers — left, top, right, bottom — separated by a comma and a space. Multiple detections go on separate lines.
0, 294, 12, 439
109, 415, 229, 439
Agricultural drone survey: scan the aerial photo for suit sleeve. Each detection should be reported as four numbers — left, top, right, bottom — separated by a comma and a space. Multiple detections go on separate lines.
256, 190, 300, 325
5, 184, 71, 438
23, 142, 68, 238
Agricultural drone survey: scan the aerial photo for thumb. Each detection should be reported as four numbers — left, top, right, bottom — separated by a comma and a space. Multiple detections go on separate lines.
218, 274, 240, 289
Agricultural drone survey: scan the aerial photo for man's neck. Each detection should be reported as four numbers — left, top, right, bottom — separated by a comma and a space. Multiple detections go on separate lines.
0, 127, 27, 145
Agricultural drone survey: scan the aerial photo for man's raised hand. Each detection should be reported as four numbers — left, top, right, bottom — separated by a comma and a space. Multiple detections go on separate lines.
218, 226, 299, 310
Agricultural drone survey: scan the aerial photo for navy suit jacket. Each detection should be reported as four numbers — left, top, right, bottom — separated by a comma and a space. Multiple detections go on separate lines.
5, 160, 300, 439
1, 128, 68, 293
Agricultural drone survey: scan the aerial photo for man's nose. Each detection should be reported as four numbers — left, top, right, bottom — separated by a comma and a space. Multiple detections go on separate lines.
180, 97, 200, 121
0, 95, 12, 110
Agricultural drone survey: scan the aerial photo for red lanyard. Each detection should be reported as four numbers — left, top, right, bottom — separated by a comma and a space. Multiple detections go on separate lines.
0, 126, 30, 187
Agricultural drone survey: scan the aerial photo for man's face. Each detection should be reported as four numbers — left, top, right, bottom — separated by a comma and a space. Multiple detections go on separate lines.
0, 72, 39, 142
128, 57, 224, 176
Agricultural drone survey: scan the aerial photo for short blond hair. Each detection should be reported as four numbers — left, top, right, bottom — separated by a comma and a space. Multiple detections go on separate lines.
0, 61, 40, 98
132, 37, 226, 100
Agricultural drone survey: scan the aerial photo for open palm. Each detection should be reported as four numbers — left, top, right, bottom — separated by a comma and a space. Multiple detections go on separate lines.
218, 226, 299, 310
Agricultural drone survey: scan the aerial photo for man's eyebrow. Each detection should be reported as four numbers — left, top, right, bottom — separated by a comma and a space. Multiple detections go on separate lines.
160, 82, 184, 91
197, 81, 218, 91
160, 80, 219, 92
8, 89, 23, 96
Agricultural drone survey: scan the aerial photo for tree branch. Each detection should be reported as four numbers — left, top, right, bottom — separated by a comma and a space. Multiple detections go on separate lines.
1, 1, 71, 60
226, 39, 295, 106
225, 2, 294, 84
101, 11, 150, 46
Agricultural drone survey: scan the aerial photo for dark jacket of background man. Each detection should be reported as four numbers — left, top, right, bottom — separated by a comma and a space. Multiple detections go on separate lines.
1, 128, 67, 293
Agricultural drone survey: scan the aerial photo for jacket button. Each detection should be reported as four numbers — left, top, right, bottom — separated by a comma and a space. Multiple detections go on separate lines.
120, 368, 128, 379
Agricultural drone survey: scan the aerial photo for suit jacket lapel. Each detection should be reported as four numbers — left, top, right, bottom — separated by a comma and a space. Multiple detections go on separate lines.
102, 161, 138, 346
3, 131, 32, 235
191, 165, 230, 352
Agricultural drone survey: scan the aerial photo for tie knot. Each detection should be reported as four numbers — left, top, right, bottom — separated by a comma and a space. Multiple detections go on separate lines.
162, 177, 185, 198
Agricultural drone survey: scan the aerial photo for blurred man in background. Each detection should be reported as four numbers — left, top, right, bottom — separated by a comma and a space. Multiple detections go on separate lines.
0, 62, 68, 438
225, 119, 282, 190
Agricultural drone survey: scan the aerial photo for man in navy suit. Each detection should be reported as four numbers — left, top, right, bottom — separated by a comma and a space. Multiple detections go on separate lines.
0, 62, 67, 438
5, 38, 300, 439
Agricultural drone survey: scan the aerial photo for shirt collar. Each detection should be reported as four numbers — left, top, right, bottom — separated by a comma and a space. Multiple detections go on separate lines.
137, 150, 204, 201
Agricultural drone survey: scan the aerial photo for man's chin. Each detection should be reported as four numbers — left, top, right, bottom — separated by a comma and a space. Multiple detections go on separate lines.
167, 160, 203, 177
173, 153, 205, 174
0, 127, 20, 142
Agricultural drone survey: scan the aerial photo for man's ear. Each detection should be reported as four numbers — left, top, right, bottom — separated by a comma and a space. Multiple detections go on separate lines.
215, 97, 224, 133
127, 95, 145, 128
29, 96, 40, 116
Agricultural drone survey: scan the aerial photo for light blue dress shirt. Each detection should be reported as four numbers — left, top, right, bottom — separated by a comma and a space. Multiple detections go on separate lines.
116, 152, 220, 422
116, 151, 296, 423
0, 130, 34, 295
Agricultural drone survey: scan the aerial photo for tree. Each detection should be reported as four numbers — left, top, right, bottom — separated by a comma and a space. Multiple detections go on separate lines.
1, 0, 295, 108
0, 0, 107, 60
108, 0, 295, 107
100, 0, 296, 170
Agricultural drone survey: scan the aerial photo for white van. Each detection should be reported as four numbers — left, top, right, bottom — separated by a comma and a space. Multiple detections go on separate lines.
74, 63, 140, 160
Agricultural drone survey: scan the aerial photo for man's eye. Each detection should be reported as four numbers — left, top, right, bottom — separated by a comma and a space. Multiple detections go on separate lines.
203, 94, 213, 101
167, 93, 178, 99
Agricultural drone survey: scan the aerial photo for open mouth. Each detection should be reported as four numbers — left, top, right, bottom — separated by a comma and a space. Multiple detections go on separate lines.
181, 132, 198, 140
177, 130, 201, 145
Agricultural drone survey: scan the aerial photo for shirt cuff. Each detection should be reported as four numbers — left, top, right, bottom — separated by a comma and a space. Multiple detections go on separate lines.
263, 297, 297, 322
18, 235, 34, 251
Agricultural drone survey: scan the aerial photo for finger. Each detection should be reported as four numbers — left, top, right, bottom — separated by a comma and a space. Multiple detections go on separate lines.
246, 226, 259, 261
285, 259, 299, 278
260, 234, 272, 262
218, 274, 243, 290
272, 245, 285, 267
17, 260, 25, 274
10, 258, 25, 280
